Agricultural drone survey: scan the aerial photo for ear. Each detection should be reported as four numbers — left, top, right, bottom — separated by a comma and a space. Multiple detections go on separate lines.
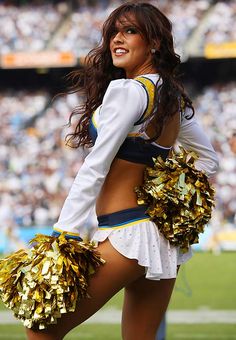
150, 39, 160, 52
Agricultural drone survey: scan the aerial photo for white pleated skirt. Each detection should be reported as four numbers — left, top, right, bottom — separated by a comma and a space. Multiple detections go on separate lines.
92, 215, 192, 280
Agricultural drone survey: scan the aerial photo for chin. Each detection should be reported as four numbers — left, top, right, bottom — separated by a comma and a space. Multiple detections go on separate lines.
113, 61, 126, 69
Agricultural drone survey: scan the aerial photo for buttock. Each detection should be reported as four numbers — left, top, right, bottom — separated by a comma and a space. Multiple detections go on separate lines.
92, 206, 192, 280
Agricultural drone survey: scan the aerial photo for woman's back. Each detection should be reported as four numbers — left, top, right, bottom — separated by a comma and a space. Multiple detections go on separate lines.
96, 109, 181, 216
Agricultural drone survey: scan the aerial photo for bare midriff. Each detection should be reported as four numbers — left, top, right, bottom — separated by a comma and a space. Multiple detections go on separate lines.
96, 114, 180, 216
96, 158, 146, 216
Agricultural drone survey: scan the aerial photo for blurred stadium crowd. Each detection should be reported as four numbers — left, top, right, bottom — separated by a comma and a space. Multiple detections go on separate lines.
0, 0, 235, 58
0, 0, 235, 251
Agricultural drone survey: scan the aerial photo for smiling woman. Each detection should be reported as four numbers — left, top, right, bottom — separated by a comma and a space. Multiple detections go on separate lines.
109, 19, 154, 78
0, 2, 218, 340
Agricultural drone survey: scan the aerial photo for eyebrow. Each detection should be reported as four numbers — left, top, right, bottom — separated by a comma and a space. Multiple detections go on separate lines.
114, 21, 139, 31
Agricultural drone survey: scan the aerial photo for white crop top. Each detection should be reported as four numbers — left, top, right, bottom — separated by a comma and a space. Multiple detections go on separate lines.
53, 74, 219, 237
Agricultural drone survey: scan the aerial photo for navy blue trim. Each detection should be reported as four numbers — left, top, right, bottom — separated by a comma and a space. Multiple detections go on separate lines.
116, 137, 170, 166
52, 231, 83, 241
134, 76, 156, 126
98, 205, 149, 227
134, 82, 149, 126
88, 119, 98, 145
140, 76, 156, 85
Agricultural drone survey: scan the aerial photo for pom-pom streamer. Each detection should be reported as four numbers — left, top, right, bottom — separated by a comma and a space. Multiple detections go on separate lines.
135, 147, 215, 253
0, 234, 105, 329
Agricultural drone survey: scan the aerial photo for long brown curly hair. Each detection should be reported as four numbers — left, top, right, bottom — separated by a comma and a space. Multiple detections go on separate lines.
66, 1, 194, 148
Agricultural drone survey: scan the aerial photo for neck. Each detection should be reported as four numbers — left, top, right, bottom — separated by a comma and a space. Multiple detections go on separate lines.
126, 65, 157, 79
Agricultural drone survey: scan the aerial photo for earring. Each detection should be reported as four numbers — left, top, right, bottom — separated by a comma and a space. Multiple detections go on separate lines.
151, 48, 156, 54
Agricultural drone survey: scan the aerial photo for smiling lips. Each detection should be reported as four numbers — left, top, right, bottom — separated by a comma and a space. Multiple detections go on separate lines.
114, 48, 128, 56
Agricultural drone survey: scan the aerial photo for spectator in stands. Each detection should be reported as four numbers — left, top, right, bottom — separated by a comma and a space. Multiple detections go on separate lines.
229, 132, 236, 154
0, 1, 66, 52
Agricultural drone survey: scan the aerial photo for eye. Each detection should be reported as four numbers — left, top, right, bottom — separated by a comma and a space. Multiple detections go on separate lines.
125, 27, 138, 34
110, 28, 118, 38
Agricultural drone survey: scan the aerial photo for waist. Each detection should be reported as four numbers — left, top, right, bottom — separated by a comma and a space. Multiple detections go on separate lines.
96, 158, 146, 216
97, 205, 150, 230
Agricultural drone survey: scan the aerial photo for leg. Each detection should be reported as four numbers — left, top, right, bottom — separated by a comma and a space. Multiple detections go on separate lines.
154, 265, 181, 340
26, 239, 145, 340
122, 276, 176, 340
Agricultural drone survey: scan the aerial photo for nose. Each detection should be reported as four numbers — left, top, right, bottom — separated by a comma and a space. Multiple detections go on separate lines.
113, 31, 124, 44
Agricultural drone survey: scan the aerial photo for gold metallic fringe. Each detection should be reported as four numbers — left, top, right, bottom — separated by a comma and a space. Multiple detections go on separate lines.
0, 234, 105, 329
135, 147, 215, 253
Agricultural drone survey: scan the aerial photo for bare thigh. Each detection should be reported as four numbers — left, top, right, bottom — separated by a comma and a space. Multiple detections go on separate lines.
122, 276, 176, 340
25, 239, 145, 340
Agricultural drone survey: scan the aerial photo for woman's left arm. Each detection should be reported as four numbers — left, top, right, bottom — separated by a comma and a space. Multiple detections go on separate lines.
177, 114, 219, 177
53, 79, 147, 237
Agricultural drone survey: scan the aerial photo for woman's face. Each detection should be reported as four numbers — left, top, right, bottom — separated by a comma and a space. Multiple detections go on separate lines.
109, 16, 156, 78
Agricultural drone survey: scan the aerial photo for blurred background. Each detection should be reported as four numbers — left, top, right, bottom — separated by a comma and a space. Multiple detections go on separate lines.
0, 0, 235, 339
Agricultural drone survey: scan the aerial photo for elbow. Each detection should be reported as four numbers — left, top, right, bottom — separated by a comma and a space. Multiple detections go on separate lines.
211, 150, 219, 175
195, 152, 219, 178
204, 153, 219, 177
213, 153, 220, 174
208, 159, 219, 177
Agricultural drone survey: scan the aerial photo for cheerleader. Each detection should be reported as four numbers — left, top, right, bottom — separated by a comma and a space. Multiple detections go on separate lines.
2, 2, 218, 340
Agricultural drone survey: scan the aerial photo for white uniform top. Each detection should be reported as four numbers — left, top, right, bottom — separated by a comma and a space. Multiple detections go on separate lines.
53, 74, 219, 237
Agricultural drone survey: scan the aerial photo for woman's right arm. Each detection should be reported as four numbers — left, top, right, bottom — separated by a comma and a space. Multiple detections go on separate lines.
53, 79, 147, 238
177, 114, 219, 177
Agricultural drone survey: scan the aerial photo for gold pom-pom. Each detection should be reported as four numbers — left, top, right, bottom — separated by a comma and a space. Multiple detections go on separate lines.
135, 147, 215, 253
0, 234, 105, 329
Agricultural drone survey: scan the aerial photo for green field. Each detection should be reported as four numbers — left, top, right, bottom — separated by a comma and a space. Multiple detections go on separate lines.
170, 251, 236, 310
0, 324, 236, 340
0, 252, 235, 339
